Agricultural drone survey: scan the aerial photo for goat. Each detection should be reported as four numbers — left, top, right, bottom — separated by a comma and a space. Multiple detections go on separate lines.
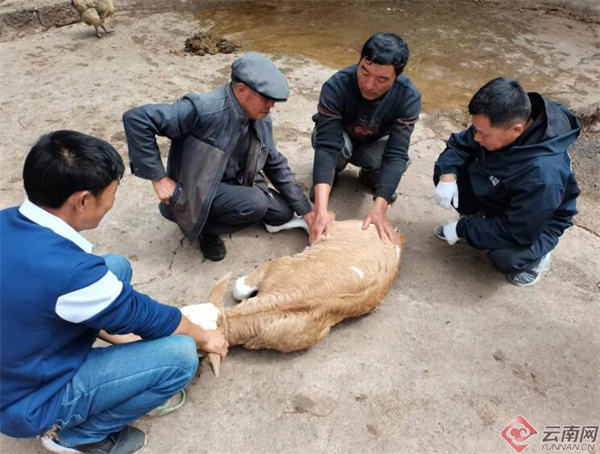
182, 220, 404, 376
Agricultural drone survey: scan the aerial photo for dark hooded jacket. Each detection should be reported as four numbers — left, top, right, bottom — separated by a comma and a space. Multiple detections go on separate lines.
434, 93, 580, 252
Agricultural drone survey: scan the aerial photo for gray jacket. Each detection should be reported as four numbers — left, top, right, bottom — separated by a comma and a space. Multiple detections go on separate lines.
123, 84, 312, 240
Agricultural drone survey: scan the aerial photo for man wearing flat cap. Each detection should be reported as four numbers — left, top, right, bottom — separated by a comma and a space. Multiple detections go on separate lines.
124, 52, 315, 261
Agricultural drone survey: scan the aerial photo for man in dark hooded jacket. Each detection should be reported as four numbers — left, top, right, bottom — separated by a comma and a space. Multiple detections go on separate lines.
433, 77, 580, 287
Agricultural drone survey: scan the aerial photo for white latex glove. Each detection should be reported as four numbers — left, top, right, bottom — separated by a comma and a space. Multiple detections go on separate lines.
435, 181, 459, 209
443, 221, 460, 246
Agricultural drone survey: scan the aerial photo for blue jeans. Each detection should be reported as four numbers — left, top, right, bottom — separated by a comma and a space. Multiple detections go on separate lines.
53, 255, 199, 447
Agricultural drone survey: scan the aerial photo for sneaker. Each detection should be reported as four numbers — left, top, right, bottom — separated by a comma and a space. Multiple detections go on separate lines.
146, 389, 187, 417
507, 252, 551, 287
433, 224, 465, 243
359, 169, 398, 204
199, 235, 226, 261
42, 425, 147, 454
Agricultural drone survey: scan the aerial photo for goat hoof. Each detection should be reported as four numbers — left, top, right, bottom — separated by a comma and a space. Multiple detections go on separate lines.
233, 276, 257, 301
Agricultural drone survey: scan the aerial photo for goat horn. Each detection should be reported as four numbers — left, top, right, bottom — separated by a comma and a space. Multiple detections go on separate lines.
207, 272, 232, 378
207, 353, 221, 378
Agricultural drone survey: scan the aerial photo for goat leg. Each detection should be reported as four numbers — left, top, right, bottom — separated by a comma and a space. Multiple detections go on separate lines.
232, 262, 271, 301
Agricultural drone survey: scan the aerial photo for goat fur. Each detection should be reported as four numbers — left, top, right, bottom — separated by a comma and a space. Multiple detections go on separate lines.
219, 220, 404, 352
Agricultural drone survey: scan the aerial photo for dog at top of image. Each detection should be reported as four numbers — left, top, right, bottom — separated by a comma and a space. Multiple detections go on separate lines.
182, 219, 405, 376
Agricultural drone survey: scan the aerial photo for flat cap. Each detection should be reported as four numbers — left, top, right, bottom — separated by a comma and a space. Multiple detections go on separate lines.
231, 52, 290, 102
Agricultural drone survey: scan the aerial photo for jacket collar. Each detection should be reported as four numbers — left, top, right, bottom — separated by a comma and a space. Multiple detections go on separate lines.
227, 83, 250, 132
18, 199, 94, 253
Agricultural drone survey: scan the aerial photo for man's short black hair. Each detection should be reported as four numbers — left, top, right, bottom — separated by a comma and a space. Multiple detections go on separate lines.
468, 77, 532, 127
23, 130, 125, 209
360, 32, 410, 75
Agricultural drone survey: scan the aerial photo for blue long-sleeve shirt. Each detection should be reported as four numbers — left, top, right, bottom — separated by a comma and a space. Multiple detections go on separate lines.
0, 201, 182, 438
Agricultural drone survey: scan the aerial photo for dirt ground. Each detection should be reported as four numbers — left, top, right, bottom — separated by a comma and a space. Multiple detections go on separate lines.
0, 1, 599, 453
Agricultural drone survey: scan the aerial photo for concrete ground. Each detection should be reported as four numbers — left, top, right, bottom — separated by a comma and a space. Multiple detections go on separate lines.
0, 1, 599, 453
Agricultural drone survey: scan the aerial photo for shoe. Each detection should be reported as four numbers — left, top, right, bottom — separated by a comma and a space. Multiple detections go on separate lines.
146, 389, 187, 417
264, 214, 309, 234
42, 425, 147, 454
433, 224, 465, 243
199, 235, 226, 261
358, 168, 378, 192
309, 172, 341, 203
359, 169, 398, 204
507, 253, 551, 287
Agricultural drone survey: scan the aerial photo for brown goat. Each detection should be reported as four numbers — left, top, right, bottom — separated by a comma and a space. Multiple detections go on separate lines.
184, 220, 404, 376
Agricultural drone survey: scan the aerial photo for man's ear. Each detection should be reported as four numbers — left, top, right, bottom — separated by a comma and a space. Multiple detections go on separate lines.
234, 82, 250, 98
510, 122, 526, 136
69, 190, 93, 213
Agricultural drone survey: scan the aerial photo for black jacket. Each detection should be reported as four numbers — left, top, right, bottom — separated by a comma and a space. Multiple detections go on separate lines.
435, 93, 580, 251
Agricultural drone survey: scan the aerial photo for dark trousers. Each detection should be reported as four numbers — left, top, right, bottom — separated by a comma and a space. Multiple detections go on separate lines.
201, 183, 294, 237
311, 128, 387, 174
433, 169, 556, 274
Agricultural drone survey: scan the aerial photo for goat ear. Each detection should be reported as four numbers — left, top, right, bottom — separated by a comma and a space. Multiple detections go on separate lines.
208, 272, 232, 309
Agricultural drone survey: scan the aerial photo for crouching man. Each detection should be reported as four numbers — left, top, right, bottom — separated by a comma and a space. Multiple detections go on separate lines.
0, 131, 228, 454
123, 52, 315, 262
433, 78, 580, 286
310, 32, 421, 244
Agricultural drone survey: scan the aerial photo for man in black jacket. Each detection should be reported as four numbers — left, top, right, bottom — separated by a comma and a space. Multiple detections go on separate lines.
123, 53, 315, 261
433, 77, 580, 286
310, 32, 421, 245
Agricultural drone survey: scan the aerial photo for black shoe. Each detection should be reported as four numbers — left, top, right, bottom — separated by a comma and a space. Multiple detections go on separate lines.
199, 235, 226, 261
359, 169, 398, 204
42, 425, 147, 454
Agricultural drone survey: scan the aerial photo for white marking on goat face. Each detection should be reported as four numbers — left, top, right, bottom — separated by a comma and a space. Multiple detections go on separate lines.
180, 303, 220, 330
395, 246, 401, 258
233, 275, 258, 301
350, 266, 365, 279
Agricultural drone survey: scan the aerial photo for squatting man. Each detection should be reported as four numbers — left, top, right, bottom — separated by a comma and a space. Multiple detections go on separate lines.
433, 77, 580, 287
123, 52, 318, 262
0, 131, 228, 454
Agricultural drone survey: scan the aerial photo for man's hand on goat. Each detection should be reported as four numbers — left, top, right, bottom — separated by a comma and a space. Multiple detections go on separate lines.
435, 174, 459, 209
196, 329, 229, 360
151, 176, 177, 205
362, 198, 396, 245
173, 315, 229, 359
305, 209, 335, 245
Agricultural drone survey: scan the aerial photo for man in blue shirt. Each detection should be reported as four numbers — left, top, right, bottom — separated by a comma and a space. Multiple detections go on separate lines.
0, 131, 229, 453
